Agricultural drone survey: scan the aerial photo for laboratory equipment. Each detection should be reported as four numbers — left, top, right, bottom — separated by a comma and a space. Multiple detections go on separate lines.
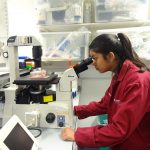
3, 35, 93, 129
0, 41, 8, 70
0, 115, 39, 150
12, 57, 92, 128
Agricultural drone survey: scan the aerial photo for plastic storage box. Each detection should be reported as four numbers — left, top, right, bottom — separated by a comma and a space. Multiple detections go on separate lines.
97, 114, 108, 126
97, 114, 110, 150
96, 26, 150, 60
95, 0, 149, 22
38, 31, 91, 61
35, 0, 84, 25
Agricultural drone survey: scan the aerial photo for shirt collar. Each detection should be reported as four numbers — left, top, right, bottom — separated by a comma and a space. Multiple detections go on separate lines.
116, 60, 139, 82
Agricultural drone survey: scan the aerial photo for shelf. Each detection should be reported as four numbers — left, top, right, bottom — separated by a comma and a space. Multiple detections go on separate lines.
47, 6, 67, 12
38, 20, 150, 32
42, 59, 80, 66
41, 59, 80, 72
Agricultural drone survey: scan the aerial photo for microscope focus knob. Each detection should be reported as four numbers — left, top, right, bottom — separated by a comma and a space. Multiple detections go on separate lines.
46, 113, 55, 123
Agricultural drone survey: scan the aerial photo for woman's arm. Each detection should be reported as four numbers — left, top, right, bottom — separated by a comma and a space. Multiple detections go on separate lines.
75, 83, 150, 148
74, 86, 111, 119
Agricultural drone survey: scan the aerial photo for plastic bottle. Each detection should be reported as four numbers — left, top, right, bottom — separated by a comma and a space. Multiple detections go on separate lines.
83, 0, 92, 23
73, 3, 82, 23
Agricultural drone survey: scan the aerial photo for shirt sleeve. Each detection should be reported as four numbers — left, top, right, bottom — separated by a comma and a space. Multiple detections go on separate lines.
74, 87, 111, 119
75, 83, 150, 148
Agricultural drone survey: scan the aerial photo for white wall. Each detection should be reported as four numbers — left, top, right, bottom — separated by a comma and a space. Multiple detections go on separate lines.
7, 0, 39, 58
77, 67, 111, 127
7, 0, 38, 36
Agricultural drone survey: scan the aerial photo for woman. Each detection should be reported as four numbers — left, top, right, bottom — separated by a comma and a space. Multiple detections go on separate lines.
61, 33, 150, 150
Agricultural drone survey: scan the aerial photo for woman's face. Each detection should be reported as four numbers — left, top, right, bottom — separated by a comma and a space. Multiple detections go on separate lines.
90, 50, 117, 73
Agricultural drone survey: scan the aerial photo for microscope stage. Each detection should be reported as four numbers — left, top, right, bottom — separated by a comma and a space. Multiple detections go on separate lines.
13, 74, 59, 85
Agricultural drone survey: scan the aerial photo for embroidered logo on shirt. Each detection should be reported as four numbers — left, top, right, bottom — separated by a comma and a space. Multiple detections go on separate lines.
108, 92, 111, 96
114, 99, 120, 103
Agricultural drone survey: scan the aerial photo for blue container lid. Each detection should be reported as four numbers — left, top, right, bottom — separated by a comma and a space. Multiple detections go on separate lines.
19, 56, 28, 59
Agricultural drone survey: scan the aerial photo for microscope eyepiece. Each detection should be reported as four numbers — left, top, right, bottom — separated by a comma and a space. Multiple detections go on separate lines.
81, 57, 93, 66
73, 57, 93, 75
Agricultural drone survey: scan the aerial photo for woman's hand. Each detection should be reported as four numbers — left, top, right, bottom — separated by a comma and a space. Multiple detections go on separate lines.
61, 127, 75, 141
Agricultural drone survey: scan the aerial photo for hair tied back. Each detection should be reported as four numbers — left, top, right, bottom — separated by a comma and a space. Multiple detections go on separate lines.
116, 33, 120, 41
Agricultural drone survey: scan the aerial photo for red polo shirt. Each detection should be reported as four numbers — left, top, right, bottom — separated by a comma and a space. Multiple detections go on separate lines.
74, 60, 150, 150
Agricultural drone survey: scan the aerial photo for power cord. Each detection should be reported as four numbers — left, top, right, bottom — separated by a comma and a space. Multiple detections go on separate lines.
28, 127, 42, 138
2, 82, 10, 88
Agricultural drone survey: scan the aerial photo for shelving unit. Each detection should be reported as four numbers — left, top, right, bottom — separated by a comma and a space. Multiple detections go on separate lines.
38, 20, 150, 32
36, 0, 150, 33
6, 0, 150, 64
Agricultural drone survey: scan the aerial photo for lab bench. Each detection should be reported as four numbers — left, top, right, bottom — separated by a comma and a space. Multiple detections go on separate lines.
36, 128, 76, 150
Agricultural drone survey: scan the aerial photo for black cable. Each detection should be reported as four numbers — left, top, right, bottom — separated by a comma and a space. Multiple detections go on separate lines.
2, 82, 10, 88
28, 127, 42, 138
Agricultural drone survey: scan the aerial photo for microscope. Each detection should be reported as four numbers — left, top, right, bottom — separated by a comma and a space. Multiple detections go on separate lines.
0, 41, 8, 71
3, 36, 93, 129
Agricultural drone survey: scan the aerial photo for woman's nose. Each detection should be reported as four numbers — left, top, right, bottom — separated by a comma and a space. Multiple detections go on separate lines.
92, 60, 96, 65
92, 63, 96, 67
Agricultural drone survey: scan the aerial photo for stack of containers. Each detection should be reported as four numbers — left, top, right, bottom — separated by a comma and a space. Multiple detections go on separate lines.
94, 0, 149, 22
35, 0, 84, 25
38, 30, 91, 61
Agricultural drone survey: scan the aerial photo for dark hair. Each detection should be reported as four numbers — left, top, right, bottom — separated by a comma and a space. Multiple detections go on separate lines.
89, 33, 150, 73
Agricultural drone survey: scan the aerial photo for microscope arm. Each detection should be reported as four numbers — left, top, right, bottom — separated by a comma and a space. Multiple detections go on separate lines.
58, 57, 93, 92
59, 68, 78, 92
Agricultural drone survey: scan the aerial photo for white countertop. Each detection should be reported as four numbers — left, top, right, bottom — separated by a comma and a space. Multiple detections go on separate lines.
0, 72, 8, 76
36, 128, 74, 150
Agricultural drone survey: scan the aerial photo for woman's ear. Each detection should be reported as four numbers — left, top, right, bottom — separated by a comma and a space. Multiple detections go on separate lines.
107, 52, 116, 63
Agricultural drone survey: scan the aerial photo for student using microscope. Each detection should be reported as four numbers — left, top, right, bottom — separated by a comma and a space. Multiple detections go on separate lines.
61, 33, 150, 150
